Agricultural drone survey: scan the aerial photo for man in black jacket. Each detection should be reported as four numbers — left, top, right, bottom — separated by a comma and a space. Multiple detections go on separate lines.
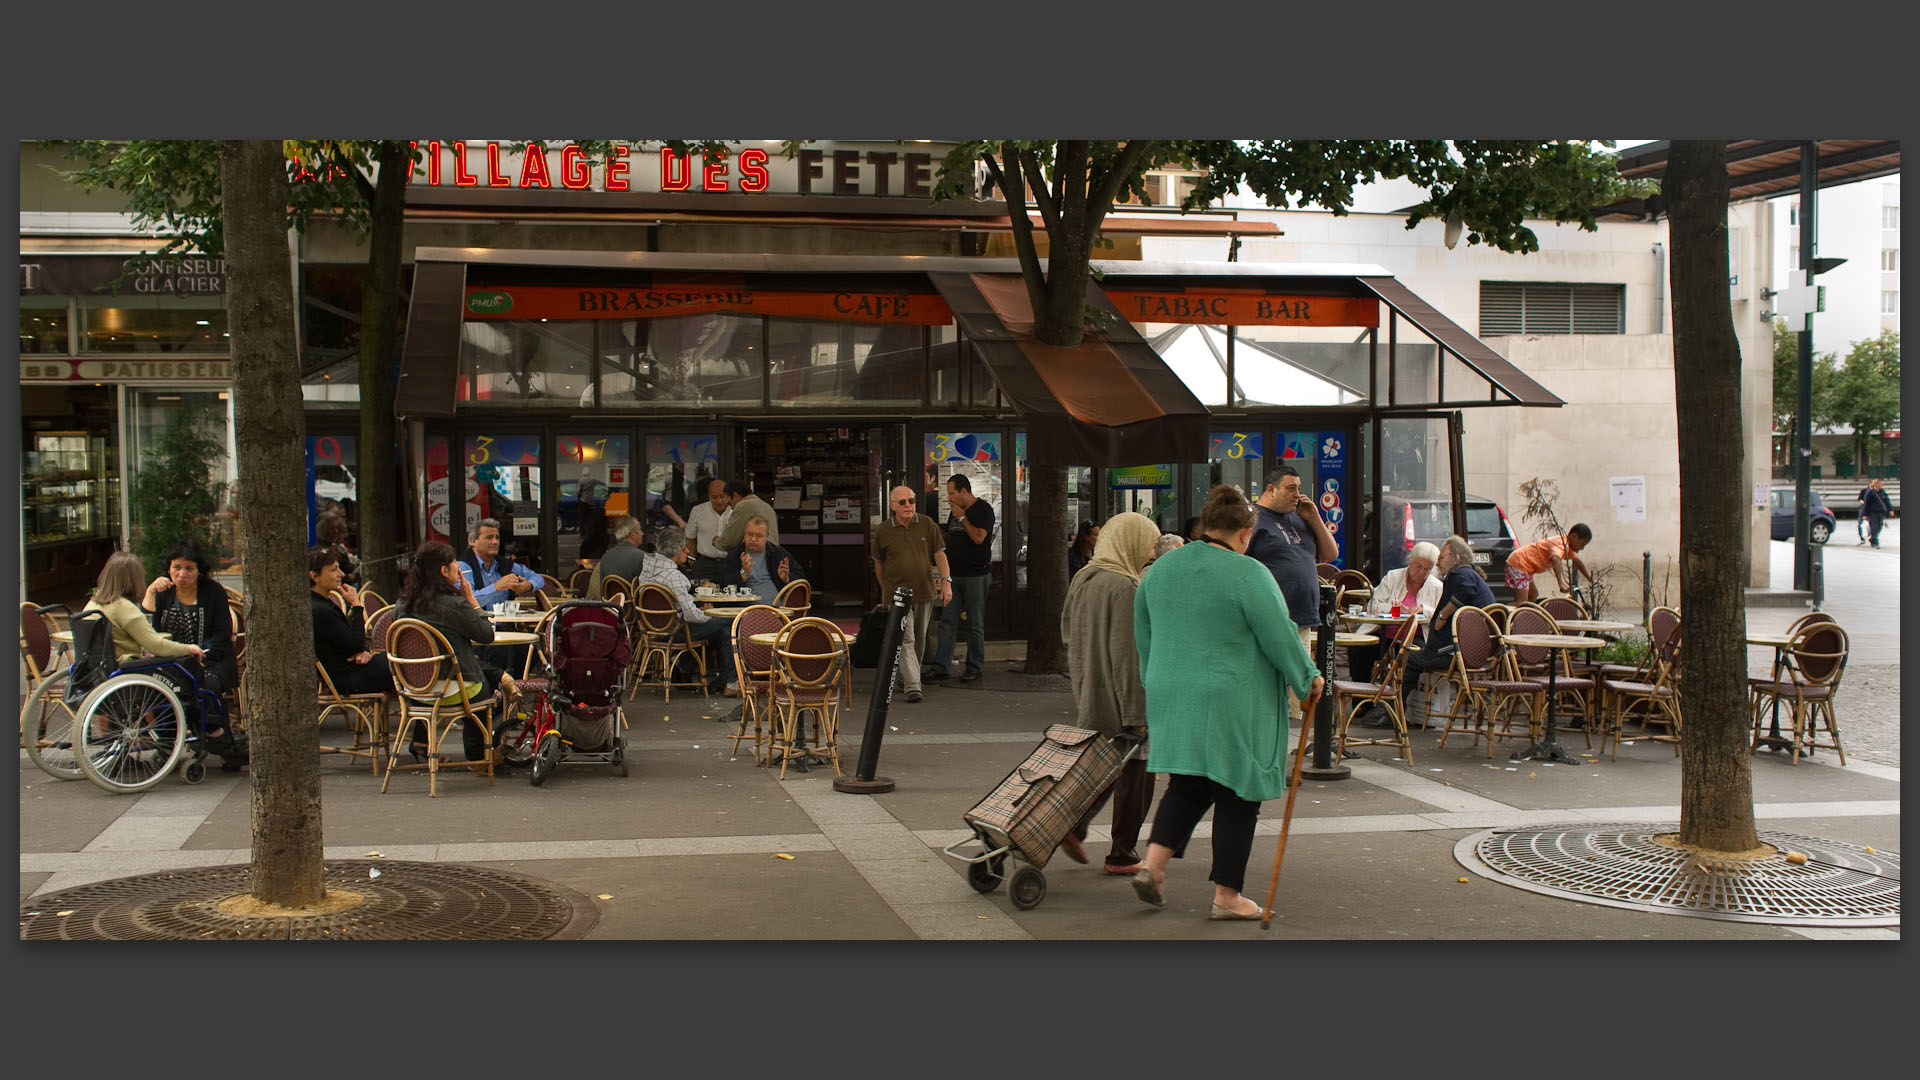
720, 514, 803, 604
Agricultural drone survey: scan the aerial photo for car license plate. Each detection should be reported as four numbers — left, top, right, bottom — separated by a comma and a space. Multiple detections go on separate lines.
1473, 552, 1490, 565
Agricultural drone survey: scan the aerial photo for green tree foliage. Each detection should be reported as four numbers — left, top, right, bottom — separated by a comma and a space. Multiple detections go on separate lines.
1770, 317, 1836, 434
1829, 330, 1901, 471
128, 401, 227, 574
914, 139, 1644, 670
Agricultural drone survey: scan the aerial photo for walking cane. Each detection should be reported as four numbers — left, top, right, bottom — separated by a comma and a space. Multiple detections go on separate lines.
1260, 688, 1321, 930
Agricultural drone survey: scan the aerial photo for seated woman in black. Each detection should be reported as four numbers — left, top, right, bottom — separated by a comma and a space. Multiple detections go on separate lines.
310, 545, 393, 697
140, 539, 239, 703
393, 541, 517, 767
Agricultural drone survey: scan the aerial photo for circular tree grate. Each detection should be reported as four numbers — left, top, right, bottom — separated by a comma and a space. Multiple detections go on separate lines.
1455, 824, 1899, 927
20, 861, 600, 941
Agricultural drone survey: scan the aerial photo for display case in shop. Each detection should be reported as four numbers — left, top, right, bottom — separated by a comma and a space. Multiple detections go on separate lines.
744, 426, 886, 610
24, 432, 120, 594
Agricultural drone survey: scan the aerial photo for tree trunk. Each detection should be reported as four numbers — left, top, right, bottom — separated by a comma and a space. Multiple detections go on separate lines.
356, 140, 409, 601
221, 141, 327, 906
1023, 465, 1070, 673
1666, 140, 1758, 854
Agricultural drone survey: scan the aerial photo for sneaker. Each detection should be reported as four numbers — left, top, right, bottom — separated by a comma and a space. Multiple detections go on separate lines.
960, 670, 982, 682
906, 690, 922, 703
922, 668, 950, 682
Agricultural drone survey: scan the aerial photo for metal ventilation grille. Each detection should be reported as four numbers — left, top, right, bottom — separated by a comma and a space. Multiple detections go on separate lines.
20, 862, 601, 941
1456, 825, 1899, 926
1480, 282, 1624, 336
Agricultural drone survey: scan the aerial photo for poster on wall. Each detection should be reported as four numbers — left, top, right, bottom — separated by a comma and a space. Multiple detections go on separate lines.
1611, 476, 1647, 523
1317, 432, 1348, 568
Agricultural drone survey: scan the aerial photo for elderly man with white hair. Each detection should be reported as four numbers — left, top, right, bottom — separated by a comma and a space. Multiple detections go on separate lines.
638, 525, 738, 697
1348, 541, 1442, 728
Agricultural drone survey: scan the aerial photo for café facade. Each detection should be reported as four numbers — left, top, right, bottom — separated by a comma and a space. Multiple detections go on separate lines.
21, 141, 1564, 631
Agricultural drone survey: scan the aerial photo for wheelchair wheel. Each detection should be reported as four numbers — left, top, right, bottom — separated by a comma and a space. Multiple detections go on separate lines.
22, 670, 84, 781
74, 673, 188, 795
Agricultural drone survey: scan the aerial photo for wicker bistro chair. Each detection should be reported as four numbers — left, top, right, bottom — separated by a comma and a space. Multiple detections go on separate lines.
19, 601, 67, 692
1331, 569, 1373, 612
565, 567, 595, 599
1426, 607, 1502, 750
1332, 612, 1420, 765
357, 589, 388, 615
316, 661, 389, 775
600, 575, 634, 606
1538, 595, 1587, 623
366, 604, 397, 654
1508, 604, 1598, 746
226, 593, 250, 728
1599, 616, 1684, 760
773, 577, 813, 617
1749, 622, 1849, 766
766, 617, 850, 780
728, 604, 791, 765
1459, 609, 1552, 757
382, 618, 502, 796
20, 601, 76, 771
1315, 562, 1340, 584
627, 583, 711, 703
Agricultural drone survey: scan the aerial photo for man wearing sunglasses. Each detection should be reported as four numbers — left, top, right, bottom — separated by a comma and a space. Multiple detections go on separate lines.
873, 484, 952, 703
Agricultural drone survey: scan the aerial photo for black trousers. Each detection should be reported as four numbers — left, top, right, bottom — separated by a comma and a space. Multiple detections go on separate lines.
1070, 754, 1157, 868
1146, 772, 1263, 894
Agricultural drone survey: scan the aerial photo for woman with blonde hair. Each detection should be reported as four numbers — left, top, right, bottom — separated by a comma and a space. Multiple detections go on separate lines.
84, 550, 248, 769
1131, 485, 1322, 920
1059, 511, 1160, 874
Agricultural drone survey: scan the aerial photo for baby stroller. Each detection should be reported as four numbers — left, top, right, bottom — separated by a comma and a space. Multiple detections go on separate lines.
500, 600, 632, 785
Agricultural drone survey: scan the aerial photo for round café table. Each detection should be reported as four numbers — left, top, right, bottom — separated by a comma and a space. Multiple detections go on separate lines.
1499, 633, 1604, 764
1748, 631, 1803, 752
491, 630, 538, 646
486, 609, 546, 625
1553, 618, 1638, 635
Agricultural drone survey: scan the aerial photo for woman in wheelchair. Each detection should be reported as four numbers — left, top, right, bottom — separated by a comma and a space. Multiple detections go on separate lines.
84, 550, 248, 770
394, 541, 516, 769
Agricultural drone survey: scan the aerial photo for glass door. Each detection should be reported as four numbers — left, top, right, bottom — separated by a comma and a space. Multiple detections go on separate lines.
554, 433, 631, 572
461, 432, 546, 574
643, 431, 723, 542
920, 429, 1011, 635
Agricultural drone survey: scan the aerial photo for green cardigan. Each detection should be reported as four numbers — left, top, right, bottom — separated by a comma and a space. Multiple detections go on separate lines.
1133, 540, 1319, 803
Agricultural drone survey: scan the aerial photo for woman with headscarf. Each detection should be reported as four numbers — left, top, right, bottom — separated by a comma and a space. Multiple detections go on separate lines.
1057, 511, 1161, 874
1131, 485, 1323, 920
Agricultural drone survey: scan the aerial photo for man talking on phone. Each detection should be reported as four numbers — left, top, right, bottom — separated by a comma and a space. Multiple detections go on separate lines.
1244, 465, 1339, 718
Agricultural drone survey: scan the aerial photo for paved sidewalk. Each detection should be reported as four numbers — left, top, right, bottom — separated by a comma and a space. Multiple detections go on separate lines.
20, 650, 1898, 941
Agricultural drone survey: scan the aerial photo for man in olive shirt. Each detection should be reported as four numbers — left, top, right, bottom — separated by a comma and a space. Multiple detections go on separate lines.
717, 480, 781, 550
926, 472, 995, 683
873, 484, 951, 703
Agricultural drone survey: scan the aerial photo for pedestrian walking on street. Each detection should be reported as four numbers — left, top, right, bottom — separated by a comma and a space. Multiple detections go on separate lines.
1859, 478, 1893, 549
873, 484, 950, 703
1129, 485, 1322, 920
1059, 511, 1160, 874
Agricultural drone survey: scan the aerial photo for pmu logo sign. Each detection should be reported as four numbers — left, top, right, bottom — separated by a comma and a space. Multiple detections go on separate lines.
466, 291, 513, 315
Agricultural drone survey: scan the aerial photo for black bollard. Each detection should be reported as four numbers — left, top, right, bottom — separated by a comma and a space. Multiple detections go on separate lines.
1301, 582, 1350, 781
834, 586, 911, 794
1642, 550, 1652, 624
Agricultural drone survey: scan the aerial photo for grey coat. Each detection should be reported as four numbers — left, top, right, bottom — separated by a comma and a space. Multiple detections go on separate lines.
1062, 568, 1146, 735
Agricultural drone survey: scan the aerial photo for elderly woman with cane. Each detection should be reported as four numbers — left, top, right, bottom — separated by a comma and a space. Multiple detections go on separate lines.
1130, 485, 1323, 920
1057, 511, 1160, 874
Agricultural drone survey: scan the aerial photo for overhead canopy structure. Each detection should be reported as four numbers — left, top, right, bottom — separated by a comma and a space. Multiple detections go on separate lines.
1603, 139, 1900, 214
927, 272, 1211, 464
